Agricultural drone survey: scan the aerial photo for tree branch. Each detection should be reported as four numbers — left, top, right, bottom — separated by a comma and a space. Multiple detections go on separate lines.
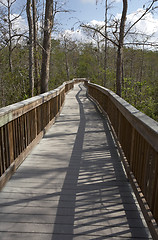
11, 6, 25, 22
81, 24, 119, 47
124, 0, 158, 38
124, 41, 158, 47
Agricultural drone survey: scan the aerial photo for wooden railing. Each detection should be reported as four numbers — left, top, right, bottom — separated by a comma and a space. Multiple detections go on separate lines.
86, 80, 158, 238
0, 79, 84, 189
1, 77, 158, 236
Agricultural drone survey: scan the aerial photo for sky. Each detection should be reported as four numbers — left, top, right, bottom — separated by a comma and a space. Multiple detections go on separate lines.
2, 0, 158, 48
57, 0, 158, 47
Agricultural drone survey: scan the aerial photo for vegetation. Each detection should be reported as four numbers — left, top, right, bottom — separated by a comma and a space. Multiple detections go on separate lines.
0, 0, 157, 122
0, 38, 157, 121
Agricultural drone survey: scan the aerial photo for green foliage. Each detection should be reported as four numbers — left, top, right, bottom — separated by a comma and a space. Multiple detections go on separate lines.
0, 37, 157, 122
0, 45, 29, 107
122, 78, 157, 121
106, 69, 116, 91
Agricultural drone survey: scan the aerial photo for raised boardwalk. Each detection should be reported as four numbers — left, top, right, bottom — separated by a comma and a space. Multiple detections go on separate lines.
0, 83, 152, 239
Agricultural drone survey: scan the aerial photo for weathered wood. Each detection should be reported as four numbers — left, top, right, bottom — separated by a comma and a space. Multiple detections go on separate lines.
87, 80, 158, 238
0, 79, 80, 187
0, 83, 152, 239
8, 122, 14, 164
88, 83, 158, 152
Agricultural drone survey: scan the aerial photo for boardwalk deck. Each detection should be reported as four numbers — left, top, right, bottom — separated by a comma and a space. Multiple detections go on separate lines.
0, 83, 152, 239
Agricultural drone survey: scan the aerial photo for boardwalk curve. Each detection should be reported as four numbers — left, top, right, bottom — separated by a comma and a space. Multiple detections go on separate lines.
0, 83, 152, 239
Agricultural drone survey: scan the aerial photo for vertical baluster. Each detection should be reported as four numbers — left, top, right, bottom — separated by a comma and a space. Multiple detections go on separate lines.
0, 127, 5, 176
8, 121, 14, 164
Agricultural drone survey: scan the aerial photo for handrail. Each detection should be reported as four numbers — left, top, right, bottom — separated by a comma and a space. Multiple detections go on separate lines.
0, 78, 84, 189
1, 77, 158, 237
85, 80, 158, 238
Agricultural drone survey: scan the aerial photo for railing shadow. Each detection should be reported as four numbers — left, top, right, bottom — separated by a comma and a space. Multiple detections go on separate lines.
52, 84, 86, 239
51, 83, 151, 239
0, 83, 151, 239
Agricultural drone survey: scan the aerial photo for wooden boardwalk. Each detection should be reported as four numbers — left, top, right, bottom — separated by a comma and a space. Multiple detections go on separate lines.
0, 83, 152, 239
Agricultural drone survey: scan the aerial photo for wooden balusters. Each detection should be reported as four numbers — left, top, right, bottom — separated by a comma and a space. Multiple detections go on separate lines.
0, 79, 80, 187
87, 81, 158, 230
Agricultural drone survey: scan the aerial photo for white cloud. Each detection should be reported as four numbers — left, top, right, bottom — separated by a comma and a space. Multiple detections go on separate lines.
114, 8, 158, 47
80, 0, 121, 4
62, 8, 158, 47
126, 9, 158, 48
90, 19, 104, 27
80, 0, 121, 3
61, 29, 90, 42
59, 20, 105, 44
80, 0, 95, 3
127, 9, 158, 36
11, 14, 28, 34
0, 0, 15, 6
0, 0, 7, 5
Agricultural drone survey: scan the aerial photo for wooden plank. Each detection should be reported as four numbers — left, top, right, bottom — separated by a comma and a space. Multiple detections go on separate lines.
0, 84, 65, 127
0, 128, 3, 176
88, 82, 158, 152
8, 122, 14, 164
0, 83, 153, 239
87, 84, 158, 239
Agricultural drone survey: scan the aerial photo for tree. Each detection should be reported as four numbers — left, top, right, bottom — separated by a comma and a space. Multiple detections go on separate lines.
104, 0, 108, 87
63, 35, 70, 81
82, 0, 158, 96
40, 0, 55, 93
26, 0, 34, 97
82, 0, 127, 96
0, 0, 25, 72
116, 0, 127, 96
32, 0, 39, 94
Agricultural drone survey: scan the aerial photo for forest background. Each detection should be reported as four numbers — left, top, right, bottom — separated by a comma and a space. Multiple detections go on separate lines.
0, 0, 158, 121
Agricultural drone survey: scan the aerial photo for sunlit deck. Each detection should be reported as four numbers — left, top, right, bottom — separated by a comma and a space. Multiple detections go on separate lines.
0, 83, 152, 239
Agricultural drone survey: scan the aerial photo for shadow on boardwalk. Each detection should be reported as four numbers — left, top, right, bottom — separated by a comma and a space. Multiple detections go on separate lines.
52, 84, 151, 239
0, 83, 151, 240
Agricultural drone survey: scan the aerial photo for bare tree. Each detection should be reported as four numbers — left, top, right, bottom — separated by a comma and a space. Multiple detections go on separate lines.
32, 0, 39, 94
82, 0, 127, 96
0, 0, 25, 72
104, 0, 108, 87
96, 0, 113, 86
62, 35, 79, 81
63, 35, 70, 81
40, 0, 55, 93
26, 0, 34, 97
82, 0, 158, 96
7, 0, 13, 72
40, 0, 71, 93
116, 0, 127, 96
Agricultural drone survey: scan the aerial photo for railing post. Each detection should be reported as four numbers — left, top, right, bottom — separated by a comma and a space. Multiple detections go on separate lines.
0, 80, 78, 190
8, 122, 14, 164
86, 80, 158, 238
129, 127, 135, 168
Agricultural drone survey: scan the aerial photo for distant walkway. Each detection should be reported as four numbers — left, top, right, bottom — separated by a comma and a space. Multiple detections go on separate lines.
0, 83, 152, 239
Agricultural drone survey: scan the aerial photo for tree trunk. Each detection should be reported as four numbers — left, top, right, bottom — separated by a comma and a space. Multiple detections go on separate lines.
103, 0, 108, 87
32, 0, 39, 94
26, 0, 34, 97
116, 0, 127, 96
40, 0, 54, 93
7, 0, 12, 73
64, 37, 70, 81
65, 50, 70, 81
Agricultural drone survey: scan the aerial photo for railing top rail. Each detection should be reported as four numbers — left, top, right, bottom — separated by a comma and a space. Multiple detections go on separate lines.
87, 81, 158, 152
0, 81, 69, 128
0, 79, 85, 128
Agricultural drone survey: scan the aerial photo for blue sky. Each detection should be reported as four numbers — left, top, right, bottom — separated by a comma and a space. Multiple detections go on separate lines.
56, 0, 156, 29
54, 0, 158, 46
2, 0, 158, 47
10, 0, 158, 29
